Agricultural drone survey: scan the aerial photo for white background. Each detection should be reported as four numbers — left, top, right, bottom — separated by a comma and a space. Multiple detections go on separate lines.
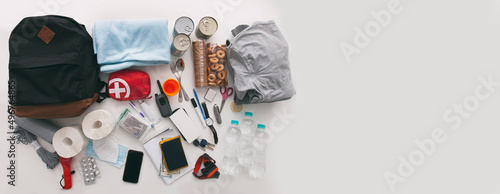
2, 0, 500, 193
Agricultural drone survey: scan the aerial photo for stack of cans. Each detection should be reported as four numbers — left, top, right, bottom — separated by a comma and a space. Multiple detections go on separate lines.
171, 16, 194, 56
171, 16, 219, 56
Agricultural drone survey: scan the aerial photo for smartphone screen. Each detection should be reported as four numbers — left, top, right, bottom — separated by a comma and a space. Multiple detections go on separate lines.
122, 150, 143, 183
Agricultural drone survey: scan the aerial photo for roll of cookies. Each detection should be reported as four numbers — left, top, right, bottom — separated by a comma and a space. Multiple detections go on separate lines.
192, 40, 208, 88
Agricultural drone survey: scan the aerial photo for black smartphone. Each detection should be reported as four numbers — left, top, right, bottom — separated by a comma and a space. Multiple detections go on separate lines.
122, 150, 144, 183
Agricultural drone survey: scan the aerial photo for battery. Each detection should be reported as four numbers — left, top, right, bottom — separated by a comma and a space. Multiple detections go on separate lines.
195, 16, 218, 39
170, 33, 191, 57
173, 16, 194, 36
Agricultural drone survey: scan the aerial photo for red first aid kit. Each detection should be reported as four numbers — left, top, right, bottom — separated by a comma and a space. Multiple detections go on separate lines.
108, 69, 151, 101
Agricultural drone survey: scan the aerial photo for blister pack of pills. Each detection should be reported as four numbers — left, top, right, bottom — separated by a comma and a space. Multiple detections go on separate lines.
78, 156, 101, 185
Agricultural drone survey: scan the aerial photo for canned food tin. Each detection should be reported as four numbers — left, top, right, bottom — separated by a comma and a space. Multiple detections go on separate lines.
173, 16, 194, 36
170, 33, 191, 56
195, 16, 218, 39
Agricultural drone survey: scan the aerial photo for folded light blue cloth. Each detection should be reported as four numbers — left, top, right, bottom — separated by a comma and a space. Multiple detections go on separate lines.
93, 19, 171, 73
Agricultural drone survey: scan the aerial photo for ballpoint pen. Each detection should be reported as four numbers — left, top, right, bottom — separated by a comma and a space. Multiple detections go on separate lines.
129, 101, 155, 128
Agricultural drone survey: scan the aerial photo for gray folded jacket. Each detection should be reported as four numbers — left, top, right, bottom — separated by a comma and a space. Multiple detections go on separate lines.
227, 21, 295, 105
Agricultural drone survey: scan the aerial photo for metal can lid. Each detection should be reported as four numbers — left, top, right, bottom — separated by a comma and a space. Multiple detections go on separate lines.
174, 16, 194, 35
198, 16, 218, 36
173, 33, 191, 51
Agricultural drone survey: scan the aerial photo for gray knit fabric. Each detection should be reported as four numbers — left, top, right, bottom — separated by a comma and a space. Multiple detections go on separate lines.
227, 21, 295, 105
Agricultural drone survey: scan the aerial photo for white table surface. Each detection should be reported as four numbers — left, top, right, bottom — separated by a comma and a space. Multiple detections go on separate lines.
2, 0, 500, 193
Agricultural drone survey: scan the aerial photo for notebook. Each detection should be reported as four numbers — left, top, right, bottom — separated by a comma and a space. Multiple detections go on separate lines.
143, 133, 193, 185
169, 108, 201, 143
159, 136, 188, 172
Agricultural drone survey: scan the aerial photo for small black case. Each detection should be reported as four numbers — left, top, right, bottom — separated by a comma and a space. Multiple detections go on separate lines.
155, 80, 173, 117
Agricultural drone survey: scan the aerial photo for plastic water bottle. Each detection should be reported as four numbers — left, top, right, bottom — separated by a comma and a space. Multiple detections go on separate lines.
249, 124, 267, 178
238, 112, 256, 167
240, 112, 256, 136
252, 124, 268, 151
225, 120, 241, 144
221, 120, 241, 175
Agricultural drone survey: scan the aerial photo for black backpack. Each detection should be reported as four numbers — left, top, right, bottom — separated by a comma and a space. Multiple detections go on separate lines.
9, 15, 105, 119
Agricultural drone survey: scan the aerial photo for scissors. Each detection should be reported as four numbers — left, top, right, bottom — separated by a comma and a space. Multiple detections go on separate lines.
219, 86, 233, 112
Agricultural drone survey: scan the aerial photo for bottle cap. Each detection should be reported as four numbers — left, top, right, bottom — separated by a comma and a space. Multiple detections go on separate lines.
231, 120, 239, 125
163, 79, 180, 96
245, 112, 253, 117
257, 124, 265, 129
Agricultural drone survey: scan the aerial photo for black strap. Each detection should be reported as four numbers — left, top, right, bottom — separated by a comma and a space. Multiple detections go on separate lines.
202, 102, 210, 118
201, 102, 218, 144
192, 153, 219, 179
209, 125, 218, 145
96, 81, 108, 103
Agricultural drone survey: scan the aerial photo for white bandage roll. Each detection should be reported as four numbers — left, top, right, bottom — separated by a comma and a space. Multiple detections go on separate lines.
53, 125, 86, 158
82, 110, 116, 140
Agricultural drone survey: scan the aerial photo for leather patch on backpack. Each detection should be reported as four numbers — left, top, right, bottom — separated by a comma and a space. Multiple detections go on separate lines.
37, 25, 55, 44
